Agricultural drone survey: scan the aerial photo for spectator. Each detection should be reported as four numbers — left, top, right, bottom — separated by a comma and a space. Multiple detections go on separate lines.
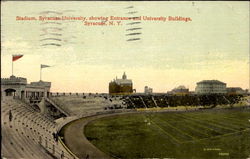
86, 154, 89, 159
55, 133, 59, 142
61, 151, 64, 159
9, 110, 13, 122
52, 132, 56, 140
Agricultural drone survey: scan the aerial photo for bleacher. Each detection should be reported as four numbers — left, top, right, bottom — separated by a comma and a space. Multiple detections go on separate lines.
124, 96, 145, 109
50, 95, 126, 116
1, 98, 77, 159
141, 96, 157, 108
123, 94, 246, 109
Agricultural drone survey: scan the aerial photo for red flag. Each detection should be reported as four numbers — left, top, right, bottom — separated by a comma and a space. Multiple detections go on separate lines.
12, 55, 23, 61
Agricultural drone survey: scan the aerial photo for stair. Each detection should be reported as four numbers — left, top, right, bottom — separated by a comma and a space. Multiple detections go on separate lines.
152, 96, 158, 107
45, 98, 70, 116
139, 96, 147, 108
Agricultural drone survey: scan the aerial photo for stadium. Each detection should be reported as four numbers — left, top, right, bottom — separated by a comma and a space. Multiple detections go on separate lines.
1, 1, 250, 159
1, 74, 250, 159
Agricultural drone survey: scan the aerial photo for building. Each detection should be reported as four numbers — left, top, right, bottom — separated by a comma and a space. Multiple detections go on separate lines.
195, 80, 226, 94
144, 86, 153, 94
1, 75, 51, 102
1, 75, 70, 118
171, 85, 189, 95
226, 87, 245, 95
247, 89, 250, 95
109, 72, 133, 95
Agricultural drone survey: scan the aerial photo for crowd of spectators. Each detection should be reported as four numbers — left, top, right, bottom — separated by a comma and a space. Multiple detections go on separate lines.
122, 94, 244, 109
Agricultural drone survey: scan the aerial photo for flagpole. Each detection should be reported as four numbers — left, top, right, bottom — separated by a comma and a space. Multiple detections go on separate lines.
40, 65, 42, 81
12, 55, 23, 76
12, 56, 13, 76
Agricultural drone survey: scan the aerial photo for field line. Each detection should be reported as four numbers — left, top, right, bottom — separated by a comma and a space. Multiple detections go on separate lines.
183, 114, 238, 132
154, 117, 198, 141
208, 119, 243, 130
150, 120, 182, 144
221, 116, 250, 127
157, 116, 210, 138
182, 128, 250, 144
182, 112, 249, 129
158, 115, 210, 137
173, 113, 223, 134
204, 115, 249, 129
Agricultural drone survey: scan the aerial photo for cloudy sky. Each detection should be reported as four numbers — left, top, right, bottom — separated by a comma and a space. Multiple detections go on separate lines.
1, 1, 249, 93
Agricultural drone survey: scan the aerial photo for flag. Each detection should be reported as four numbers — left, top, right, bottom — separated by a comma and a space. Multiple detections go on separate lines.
12, 55, 23, 61
41, 64, 50, 69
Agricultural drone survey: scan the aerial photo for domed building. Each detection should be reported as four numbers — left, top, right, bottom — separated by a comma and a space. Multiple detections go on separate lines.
170, 85, 189, 95
109, 72, 133, 95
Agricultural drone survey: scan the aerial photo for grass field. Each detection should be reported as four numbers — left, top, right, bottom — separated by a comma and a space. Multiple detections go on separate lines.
84, 108, 250, 159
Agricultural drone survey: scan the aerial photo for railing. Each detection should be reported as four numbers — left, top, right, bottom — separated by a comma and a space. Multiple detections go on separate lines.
139, 96, 147, 108
45, 97, 70, 116
151, 96, 158, 107
39, 135, 77, 159
58, 136, 79, 159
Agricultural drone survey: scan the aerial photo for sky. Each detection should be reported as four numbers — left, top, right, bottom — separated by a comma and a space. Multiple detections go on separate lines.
1, 1, 249, 93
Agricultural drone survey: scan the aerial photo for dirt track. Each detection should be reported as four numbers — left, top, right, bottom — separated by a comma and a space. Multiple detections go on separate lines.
63, 115, 112, 159
63, 111, 140, 159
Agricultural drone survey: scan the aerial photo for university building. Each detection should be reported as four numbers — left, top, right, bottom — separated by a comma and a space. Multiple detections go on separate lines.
195, 80, 226, 94
109, 72, 133, 95
170, 85, 189, 95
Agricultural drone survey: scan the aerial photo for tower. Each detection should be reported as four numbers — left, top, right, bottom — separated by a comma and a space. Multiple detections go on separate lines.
122, 72, 127, 79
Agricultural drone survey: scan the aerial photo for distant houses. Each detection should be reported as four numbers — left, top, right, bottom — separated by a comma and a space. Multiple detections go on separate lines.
167, 80, 246, 96
107, 74, 247, 96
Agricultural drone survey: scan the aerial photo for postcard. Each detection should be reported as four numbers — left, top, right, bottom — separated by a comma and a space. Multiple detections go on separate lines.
1, 1, 249, 159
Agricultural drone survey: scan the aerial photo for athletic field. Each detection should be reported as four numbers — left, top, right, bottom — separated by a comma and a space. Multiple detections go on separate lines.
84, 109, 250, 159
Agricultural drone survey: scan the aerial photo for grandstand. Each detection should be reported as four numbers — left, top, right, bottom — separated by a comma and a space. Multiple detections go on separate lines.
123, 94, 247, 109
50, 94, 126, 116
1, 98, 77, 159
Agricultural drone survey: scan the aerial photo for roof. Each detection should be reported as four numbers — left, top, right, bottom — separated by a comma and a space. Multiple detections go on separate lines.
114, 79, 132, 85
197, 80, 226, 85
30, 80, 51, 87
176, 85, 187, 89
226, 87, 243, 91
1, 76, 27, 85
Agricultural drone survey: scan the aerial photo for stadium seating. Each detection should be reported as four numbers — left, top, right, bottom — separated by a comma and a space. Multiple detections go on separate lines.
1, 98, 77, 159
123, 94, 245, 109
51, 95, 126, 116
